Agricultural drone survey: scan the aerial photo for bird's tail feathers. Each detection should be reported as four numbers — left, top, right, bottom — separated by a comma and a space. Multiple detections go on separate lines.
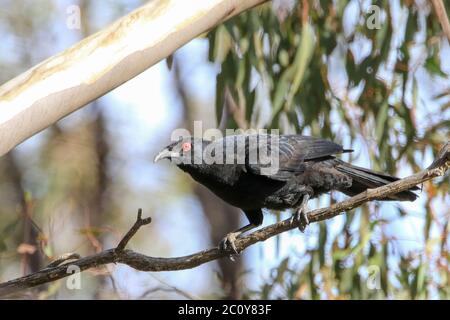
335, 160, 418, 201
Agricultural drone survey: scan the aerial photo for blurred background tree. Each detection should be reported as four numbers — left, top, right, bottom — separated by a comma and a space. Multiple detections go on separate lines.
0, 0, 448, 299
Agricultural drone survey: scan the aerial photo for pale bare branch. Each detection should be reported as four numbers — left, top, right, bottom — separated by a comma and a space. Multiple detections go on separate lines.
0, 0, 269, 157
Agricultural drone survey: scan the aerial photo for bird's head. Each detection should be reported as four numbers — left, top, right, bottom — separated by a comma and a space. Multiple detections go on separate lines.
154, 137, 206, 166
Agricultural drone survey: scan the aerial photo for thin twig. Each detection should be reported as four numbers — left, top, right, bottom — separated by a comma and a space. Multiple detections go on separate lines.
139, 286, 196, 300
140, 274, 198, 300
116, 209, 152, 252
0, 144, 448, 297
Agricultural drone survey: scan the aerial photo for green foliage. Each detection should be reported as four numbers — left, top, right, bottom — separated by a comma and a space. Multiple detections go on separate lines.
209, 1, 449, 299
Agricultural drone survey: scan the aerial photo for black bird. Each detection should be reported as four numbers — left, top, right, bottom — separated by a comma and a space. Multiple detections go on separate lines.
154, 134, 418, 253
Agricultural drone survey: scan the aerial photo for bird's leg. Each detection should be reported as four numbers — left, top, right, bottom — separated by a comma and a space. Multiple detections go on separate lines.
219, 223, 257, 256
290, 193, 311, 232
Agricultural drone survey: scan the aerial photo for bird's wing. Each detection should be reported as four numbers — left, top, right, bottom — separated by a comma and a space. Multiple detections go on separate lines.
245, 134, 352, 181
204, 134, 351, 181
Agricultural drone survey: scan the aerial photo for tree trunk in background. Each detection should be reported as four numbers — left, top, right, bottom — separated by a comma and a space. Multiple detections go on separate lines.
194, 186, 242, 299
172, 59, 243, 299
80, 0, 112, 298
87, 102, 112, 298
4, 153, 42, 275
0, 1, 50, 277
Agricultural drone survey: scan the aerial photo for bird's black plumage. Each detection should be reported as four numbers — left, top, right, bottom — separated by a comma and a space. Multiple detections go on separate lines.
154, 134, 418, 253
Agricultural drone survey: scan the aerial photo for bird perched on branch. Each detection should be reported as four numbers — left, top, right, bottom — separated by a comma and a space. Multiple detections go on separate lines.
154, 134, 418, 254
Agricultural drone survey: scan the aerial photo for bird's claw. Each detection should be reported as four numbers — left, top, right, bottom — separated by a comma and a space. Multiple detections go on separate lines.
219, 233, 240, 258
291, 208, 309, 232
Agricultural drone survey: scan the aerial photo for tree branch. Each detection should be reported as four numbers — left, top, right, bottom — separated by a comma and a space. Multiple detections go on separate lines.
116, 208, 152, 252
431, 0, 450, 43
46, 253, 82, 268
0, 143, 448, 297
0, 0, 269, 157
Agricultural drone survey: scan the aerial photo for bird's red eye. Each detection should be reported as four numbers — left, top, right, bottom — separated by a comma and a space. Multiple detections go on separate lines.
182, 142, 191, 152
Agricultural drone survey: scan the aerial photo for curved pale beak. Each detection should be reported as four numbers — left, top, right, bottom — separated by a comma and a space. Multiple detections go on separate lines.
154, 149, 180, 163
